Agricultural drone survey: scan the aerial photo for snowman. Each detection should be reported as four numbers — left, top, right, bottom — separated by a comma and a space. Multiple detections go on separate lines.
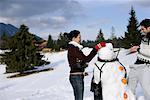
92, 43, 135, 100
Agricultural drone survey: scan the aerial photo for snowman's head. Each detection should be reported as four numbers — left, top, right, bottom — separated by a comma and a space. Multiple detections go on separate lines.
98, 43, 116, 60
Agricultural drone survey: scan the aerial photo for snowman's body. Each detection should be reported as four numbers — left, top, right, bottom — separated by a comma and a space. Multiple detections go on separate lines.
93, 43, 135, 100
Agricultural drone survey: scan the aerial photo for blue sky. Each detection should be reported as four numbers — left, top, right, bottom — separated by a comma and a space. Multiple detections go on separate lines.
0, 0, 150, 40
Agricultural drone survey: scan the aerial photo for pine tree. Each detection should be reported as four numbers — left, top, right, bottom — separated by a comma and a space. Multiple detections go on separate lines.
47, 35, 54, 49
95, 29, 105, 43
122, 6, 141, 48
53, 40, 60, 51
0, 32, 9, 49
57, 32, 68, 50
108, 26, 121, 48
110, 26, 116, 40
81, 40, 96, 47
2, 25, 47, 73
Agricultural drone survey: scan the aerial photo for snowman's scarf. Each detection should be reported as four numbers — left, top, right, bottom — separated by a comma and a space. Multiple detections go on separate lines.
115, 48, 127, 78
96, 59, 127, 78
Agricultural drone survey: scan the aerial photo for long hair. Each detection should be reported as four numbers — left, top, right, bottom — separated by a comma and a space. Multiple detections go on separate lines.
66, 30, 80, 41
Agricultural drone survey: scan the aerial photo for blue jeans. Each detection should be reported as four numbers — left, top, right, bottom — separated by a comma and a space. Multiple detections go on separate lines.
69, 75, 84, 100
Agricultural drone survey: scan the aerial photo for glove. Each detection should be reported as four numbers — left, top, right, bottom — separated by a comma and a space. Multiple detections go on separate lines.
95, 42, 106, 50
100, 42, 106, 47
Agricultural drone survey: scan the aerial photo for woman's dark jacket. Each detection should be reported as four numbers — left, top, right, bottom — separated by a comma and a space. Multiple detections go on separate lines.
67, 44, 97, 73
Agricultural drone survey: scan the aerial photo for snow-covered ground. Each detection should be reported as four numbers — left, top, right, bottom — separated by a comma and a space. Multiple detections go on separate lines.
0, 49, 145, 100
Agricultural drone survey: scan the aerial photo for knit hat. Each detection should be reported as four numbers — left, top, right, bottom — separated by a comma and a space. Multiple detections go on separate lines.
98, 43, 116, 60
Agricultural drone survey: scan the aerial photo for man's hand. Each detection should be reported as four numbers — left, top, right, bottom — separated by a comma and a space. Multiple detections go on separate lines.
129, 46, 140, 53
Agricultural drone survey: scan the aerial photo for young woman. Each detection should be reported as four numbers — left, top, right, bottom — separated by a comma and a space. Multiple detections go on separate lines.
67, 30, 105, 100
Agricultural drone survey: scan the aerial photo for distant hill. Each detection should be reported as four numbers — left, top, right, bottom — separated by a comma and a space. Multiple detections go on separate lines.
0, 23, 18, 36
0, 23, 44, 42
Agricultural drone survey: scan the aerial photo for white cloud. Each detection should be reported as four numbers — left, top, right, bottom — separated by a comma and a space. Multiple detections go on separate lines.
86, 19, 111, 28
51, 16, 66, 23
0, 0, 82, 29
0, 17, 18, 25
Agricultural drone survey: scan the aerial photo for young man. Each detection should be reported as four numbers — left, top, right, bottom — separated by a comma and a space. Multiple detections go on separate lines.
128, 19, 150, 100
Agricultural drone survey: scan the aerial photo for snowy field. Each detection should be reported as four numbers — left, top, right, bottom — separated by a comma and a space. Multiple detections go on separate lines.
0, 48, 145, 100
